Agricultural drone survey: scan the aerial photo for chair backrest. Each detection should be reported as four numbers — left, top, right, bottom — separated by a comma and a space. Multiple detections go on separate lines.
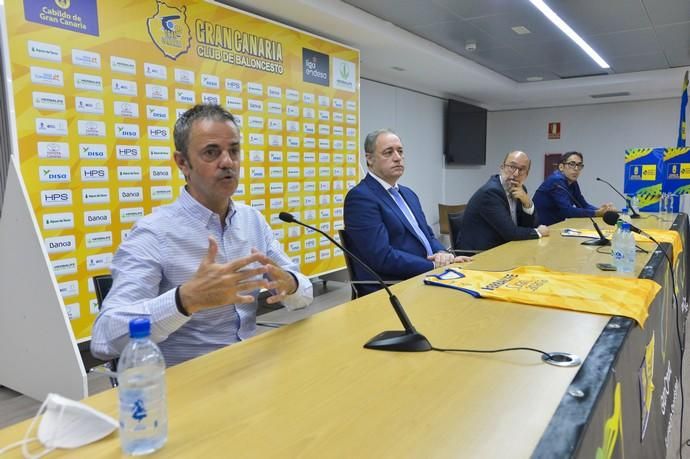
448, 211, 465, 252
338, 229, 360, 300
93, 274, 113, 309
438, 203, 466, 235
91, 274, 118, 387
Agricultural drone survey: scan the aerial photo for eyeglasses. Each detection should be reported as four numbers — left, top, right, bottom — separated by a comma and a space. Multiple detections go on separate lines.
563, 161, 585, 170
502, 164, 528, 175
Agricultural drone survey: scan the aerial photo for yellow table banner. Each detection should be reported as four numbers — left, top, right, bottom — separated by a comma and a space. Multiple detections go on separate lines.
561, 227, 683, 261
424, 266, 661, 326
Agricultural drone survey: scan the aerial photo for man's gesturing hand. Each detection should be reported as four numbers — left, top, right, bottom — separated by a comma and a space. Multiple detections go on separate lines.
178, 237, 271, 314
251, 248, 298, 305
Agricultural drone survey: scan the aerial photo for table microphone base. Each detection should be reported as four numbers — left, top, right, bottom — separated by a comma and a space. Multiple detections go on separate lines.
364, 330, 432, 352
581, 238, 610, 246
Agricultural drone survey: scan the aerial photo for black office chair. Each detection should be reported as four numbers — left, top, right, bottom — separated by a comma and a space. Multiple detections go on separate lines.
338, 229, 399, 299
448, 211, 481, 256
92, 274, 119, 387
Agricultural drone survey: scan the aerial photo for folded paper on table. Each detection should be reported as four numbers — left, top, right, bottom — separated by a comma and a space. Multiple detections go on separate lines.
424, 266, 661, 326
560, 228, 683, 261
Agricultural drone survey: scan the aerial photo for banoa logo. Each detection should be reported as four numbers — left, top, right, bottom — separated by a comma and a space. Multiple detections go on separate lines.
41, 189, 72, 207
83, 209, 111, 227
119, 187, 143, 202
45, 235, 76, 254
39, 166, 70, 183
150, 167, 171, 180
81, 166, 108, 182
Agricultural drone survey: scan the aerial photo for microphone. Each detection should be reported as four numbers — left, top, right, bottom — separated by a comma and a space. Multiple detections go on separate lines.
278, 212, 431, 352
596, 177, 640, 219
602, 211, 652, 239
555, 184, 610, 246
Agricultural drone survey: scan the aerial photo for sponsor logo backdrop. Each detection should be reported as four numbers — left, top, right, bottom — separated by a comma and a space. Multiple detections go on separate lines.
4, 0, 359, 340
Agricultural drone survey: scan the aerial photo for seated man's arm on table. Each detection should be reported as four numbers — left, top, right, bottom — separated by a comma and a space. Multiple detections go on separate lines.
91, 224, 270, 360
481, 188, 540, 241
344, 187, 434, 279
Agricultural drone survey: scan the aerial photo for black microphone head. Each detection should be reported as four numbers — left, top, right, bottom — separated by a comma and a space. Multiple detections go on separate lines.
596, 177, 602, 181
278, 212, 295, 223
602, 211, 620, 226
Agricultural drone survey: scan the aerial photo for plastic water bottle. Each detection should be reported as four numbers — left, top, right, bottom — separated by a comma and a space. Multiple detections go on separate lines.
118, 318, 167, 455
630, 195, 640, 214
611, 220, 624, 270
619, 222, 636, 273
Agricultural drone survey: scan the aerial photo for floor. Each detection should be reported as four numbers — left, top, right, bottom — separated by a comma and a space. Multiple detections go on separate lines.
0, 278, 352, 431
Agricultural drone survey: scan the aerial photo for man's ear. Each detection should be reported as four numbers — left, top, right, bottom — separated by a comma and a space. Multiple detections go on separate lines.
174, 151, 190, 178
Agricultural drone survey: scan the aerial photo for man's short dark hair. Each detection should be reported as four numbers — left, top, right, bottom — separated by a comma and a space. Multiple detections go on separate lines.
173, 104, 237, 159
561, 151, 583, 164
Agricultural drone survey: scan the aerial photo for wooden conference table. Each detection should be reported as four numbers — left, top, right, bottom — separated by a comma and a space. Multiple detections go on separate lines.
0, 214, 685, 458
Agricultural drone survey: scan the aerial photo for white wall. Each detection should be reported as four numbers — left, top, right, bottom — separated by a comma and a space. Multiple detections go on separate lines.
360, 79, 680, 232
360, 79, 446, 227
444, 98, 679, 209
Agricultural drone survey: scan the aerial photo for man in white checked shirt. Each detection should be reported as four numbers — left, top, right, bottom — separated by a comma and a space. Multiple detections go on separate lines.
91, 104, 313, 366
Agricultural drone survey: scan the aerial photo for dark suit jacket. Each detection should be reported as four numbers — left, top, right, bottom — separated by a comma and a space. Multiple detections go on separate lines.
343, 173, 446, 295
458, 175, 539, 251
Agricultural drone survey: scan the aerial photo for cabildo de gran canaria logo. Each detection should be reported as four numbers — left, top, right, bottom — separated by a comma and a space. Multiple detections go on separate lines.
147, 0, 191, 60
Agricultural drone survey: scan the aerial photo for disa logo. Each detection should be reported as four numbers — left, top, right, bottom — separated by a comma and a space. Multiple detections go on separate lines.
147, 0, 191, 60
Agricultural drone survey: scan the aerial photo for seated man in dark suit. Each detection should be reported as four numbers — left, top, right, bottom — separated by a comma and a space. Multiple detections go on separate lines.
344, 129, 471, 296
533, 151, 616, 226
459, 150, 549, 251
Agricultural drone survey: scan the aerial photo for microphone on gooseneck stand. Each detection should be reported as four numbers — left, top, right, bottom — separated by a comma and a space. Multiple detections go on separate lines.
596, 177, 641, 219
278, 212, 432, 352
555, 184, 610, 246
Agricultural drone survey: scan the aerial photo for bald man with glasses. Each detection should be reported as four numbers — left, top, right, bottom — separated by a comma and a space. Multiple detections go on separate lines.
458, 150, 549, 251
533, 151, 616, 226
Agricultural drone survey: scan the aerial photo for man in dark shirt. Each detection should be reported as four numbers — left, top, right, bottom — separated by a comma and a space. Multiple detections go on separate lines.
533, 151, 615, 226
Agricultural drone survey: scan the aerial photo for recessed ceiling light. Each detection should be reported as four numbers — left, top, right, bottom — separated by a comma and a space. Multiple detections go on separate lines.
590, 92, 630, 99
529, 0, 609, 69
526, 76, 543, 82
512, 26, 531, 35
391, 66, 406, 72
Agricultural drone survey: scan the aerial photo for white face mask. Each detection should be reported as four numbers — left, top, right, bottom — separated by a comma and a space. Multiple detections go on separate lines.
0, 393, 118, 458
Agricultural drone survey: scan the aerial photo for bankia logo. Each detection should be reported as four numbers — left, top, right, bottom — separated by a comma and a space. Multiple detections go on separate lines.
302, 48, 329, 86
147, 0, 191, 60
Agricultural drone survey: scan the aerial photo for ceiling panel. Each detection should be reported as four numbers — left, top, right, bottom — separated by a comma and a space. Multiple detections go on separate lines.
549, 0, 651, 37
642, 0, 690, 25
411, 18, 509, 53
344, 0, 458, 29
590, 28, 663, 58
466, 8, 571, 45
430, 0, 525, 20
654, 22, 690, 51
665, 48, 690, 68
607, 53, 670, 74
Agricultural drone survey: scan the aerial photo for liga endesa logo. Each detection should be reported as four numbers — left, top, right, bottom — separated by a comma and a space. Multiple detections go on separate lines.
147, 0, 191, 60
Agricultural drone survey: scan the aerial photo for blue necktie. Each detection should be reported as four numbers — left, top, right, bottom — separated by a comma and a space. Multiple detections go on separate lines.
389, 186, 433, 256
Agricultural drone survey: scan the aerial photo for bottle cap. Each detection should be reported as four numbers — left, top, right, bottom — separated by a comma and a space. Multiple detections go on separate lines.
129, 317, 151, 338
621, 222, 631, 230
